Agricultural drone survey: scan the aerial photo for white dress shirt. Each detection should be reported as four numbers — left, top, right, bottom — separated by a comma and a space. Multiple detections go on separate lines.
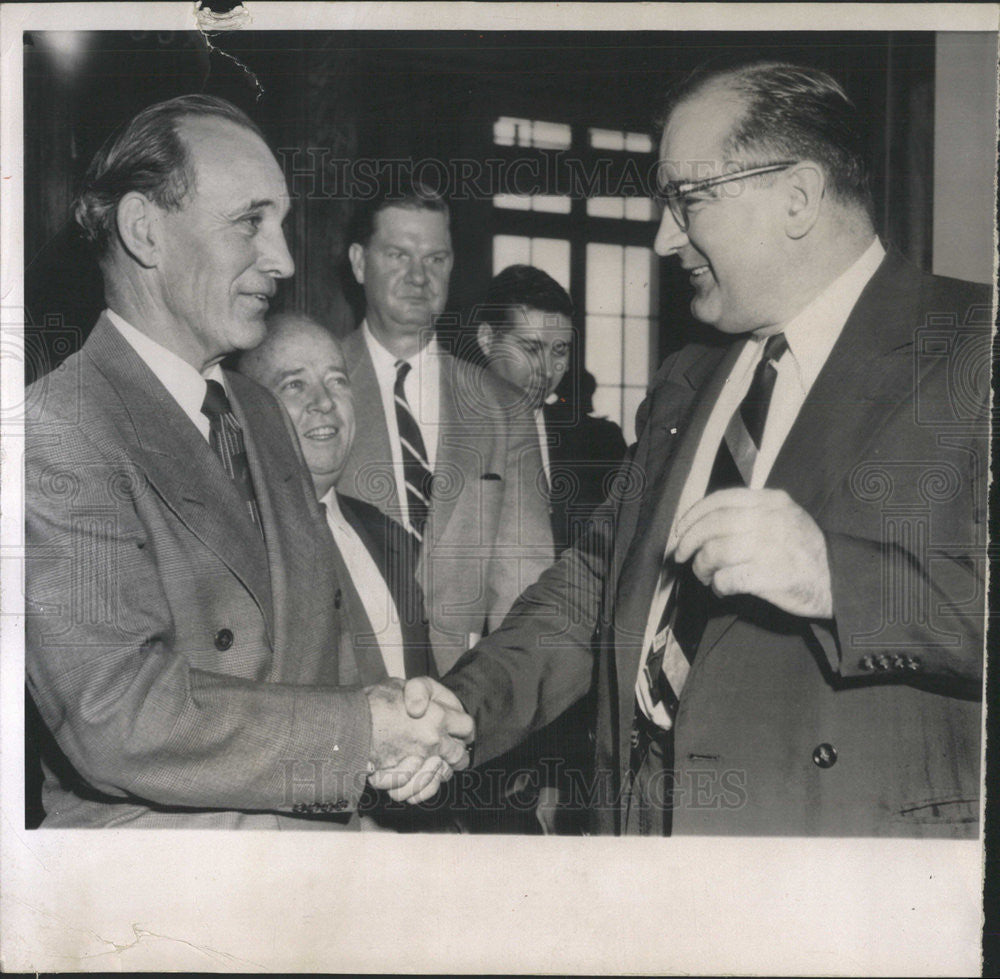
362, 320, 441, 527
533, 392, 559, 491
105, 308, 226, 442
319, 487, 407, 679
636, 238, 886, 727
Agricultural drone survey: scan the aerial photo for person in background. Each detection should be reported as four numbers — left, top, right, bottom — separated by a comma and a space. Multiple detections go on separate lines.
477, 264, 627, 555
240, 313, 461, 830
337, 179, 555, 674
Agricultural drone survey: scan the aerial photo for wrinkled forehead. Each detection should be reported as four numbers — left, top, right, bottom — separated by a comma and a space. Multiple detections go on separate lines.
657, 85, 746, 183
267, 321, 346, 372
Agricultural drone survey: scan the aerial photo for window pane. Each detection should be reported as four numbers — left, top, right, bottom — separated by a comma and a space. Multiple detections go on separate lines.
493, 235, 531, 274
586, 243, 624, 316
623, 317, 649, 386
624, 247, 653, 317
530, 238, 571, 292
585, 315, 623, 389
586, 196, 625, 219
533, 195, 572, 214
589, 128, 625, 151
493, 117, 517, 146
624, 197, 656, 222
625, 132, 654, 153
531, 120, 572, 149
493, 193, 531, 211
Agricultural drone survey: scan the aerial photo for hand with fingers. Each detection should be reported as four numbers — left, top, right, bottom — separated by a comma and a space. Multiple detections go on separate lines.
365, 676, 474, 804
672, 487, 833, 619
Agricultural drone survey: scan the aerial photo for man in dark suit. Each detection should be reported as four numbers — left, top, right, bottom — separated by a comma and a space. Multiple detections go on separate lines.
378, 61, 988, 836
477, 264, 627, 555
239, 313, 432, 687
24, 94, 472, 829
336, 180, 555, 673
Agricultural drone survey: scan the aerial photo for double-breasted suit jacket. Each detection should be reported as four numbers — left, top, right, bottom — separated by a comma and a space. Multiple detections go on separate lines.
25, 316, 374, 828
337, 329, 555, 673
444, 250, 988, 836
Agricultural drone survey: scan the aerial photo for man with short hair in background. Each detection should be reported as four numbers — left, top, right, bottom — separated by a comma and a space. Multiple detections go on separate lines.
337, 179, 555, 674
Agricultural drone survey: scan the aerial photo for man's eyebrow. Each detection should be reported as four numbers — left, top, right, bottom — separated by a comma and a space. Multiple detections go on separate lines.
273, 366, 304, 382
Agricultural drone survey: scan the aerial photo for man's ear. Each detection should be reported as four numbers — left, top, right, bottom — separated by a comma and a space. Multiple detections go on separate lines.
115, 191, 160, 268
348, 242, 366, 285
784, 162, 825, 239
476, 322, 495, 357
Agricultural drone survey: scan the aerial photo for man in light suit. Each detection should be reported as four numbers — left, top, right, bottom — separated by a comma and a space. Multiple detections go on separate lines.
24, 95, 472, 829
381, 61, 989, 836
337, 180, 555, 673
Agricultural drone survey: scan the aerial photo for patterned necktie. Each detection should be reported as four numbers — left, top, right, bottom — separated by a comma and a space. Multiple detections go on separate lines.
394, 360, 433, 543
643, 332, 789, 717
200, 379, 263, 535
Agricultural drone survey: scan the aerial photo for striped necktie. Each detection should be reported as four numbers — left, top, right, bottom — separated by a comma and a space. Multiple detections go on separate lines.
394, 360, 433, 543
200, 379, 263, 535
642, 332, 789, 719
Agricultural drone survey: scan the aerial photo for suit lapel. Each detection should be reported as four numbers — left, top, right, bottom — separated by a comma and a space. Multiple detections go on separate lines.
341, 330, 398, 511
431, 353, 472, 538
85, 318, 275, 640
339, 494, 433, 679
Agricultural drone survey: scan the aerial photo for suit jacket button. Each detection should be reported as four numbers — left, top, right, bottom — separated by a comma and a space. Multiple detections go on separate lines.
908, 656, 921, 671
334, 588, 342, 610
214, 628, 234, 651
875, 654, 892, 671
812, 743, 838, 769
859, 655, 875, 672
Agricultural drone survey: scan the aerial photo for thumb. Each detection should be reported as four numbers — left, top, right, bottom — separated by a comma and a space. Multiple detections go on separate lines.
402, 676, 432, 718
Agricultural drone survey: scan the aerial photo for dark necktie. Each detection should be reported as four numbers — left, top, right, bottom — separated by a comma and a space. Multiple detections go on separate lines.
200, 379, 263, 535
394, 360, 433, 543
643, 332, 789, 716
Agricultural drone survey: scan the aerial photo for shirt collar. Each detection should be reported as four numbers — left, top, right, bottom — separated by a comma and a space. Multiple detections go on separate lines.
362, 318, 439, 377
767, 237, 885, 390
105, 308, 225, 417
318, 486, 344, 526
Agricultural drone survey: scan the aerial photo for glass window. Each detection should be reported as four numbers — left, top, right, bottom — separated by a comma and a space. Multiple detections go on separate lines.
494, 116, 571, 150
493, 235, 570, 293
589, 127, 654, 153
494, 194, 571, 214
585, 243, 657, 442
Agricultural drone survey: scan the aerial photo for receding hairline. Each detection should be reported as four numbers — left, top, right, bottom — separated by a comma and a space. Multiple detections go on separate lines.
238, 314, 344, 381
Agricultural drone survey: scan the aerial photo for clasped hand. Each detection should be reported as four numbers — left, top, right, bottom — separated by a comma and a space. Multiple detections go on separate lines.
365, 677, 474, 804
672, 487, 833, 619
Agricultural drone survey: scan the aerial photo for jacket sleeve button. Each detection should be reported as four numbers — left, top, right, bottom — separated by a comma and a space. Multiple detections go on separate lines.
812, 743, 838, 769
214, 628, 234, 651
859, 655, 875, 672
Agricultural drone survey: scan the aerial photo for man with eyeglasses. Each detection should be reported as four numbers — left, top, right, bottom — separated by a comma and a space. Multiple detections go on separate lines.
373, 61, 988, 837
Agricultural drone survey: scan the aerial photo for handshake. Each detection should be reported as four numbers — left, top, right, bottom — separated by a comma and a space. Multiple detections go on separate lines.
364, 677, 475, 804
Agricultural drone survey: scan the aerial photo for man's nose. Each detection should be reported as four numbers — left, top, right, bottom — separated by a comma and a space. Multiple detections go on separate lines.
259, 227, 295, 279
308, 385, 335, 413
653, 206, 689, 257
406, 258, 428, 285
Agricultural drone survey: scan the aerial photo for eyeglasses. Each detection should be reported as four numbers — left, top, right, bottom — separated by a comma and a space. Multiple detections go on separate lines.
655, 161, 798, 231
